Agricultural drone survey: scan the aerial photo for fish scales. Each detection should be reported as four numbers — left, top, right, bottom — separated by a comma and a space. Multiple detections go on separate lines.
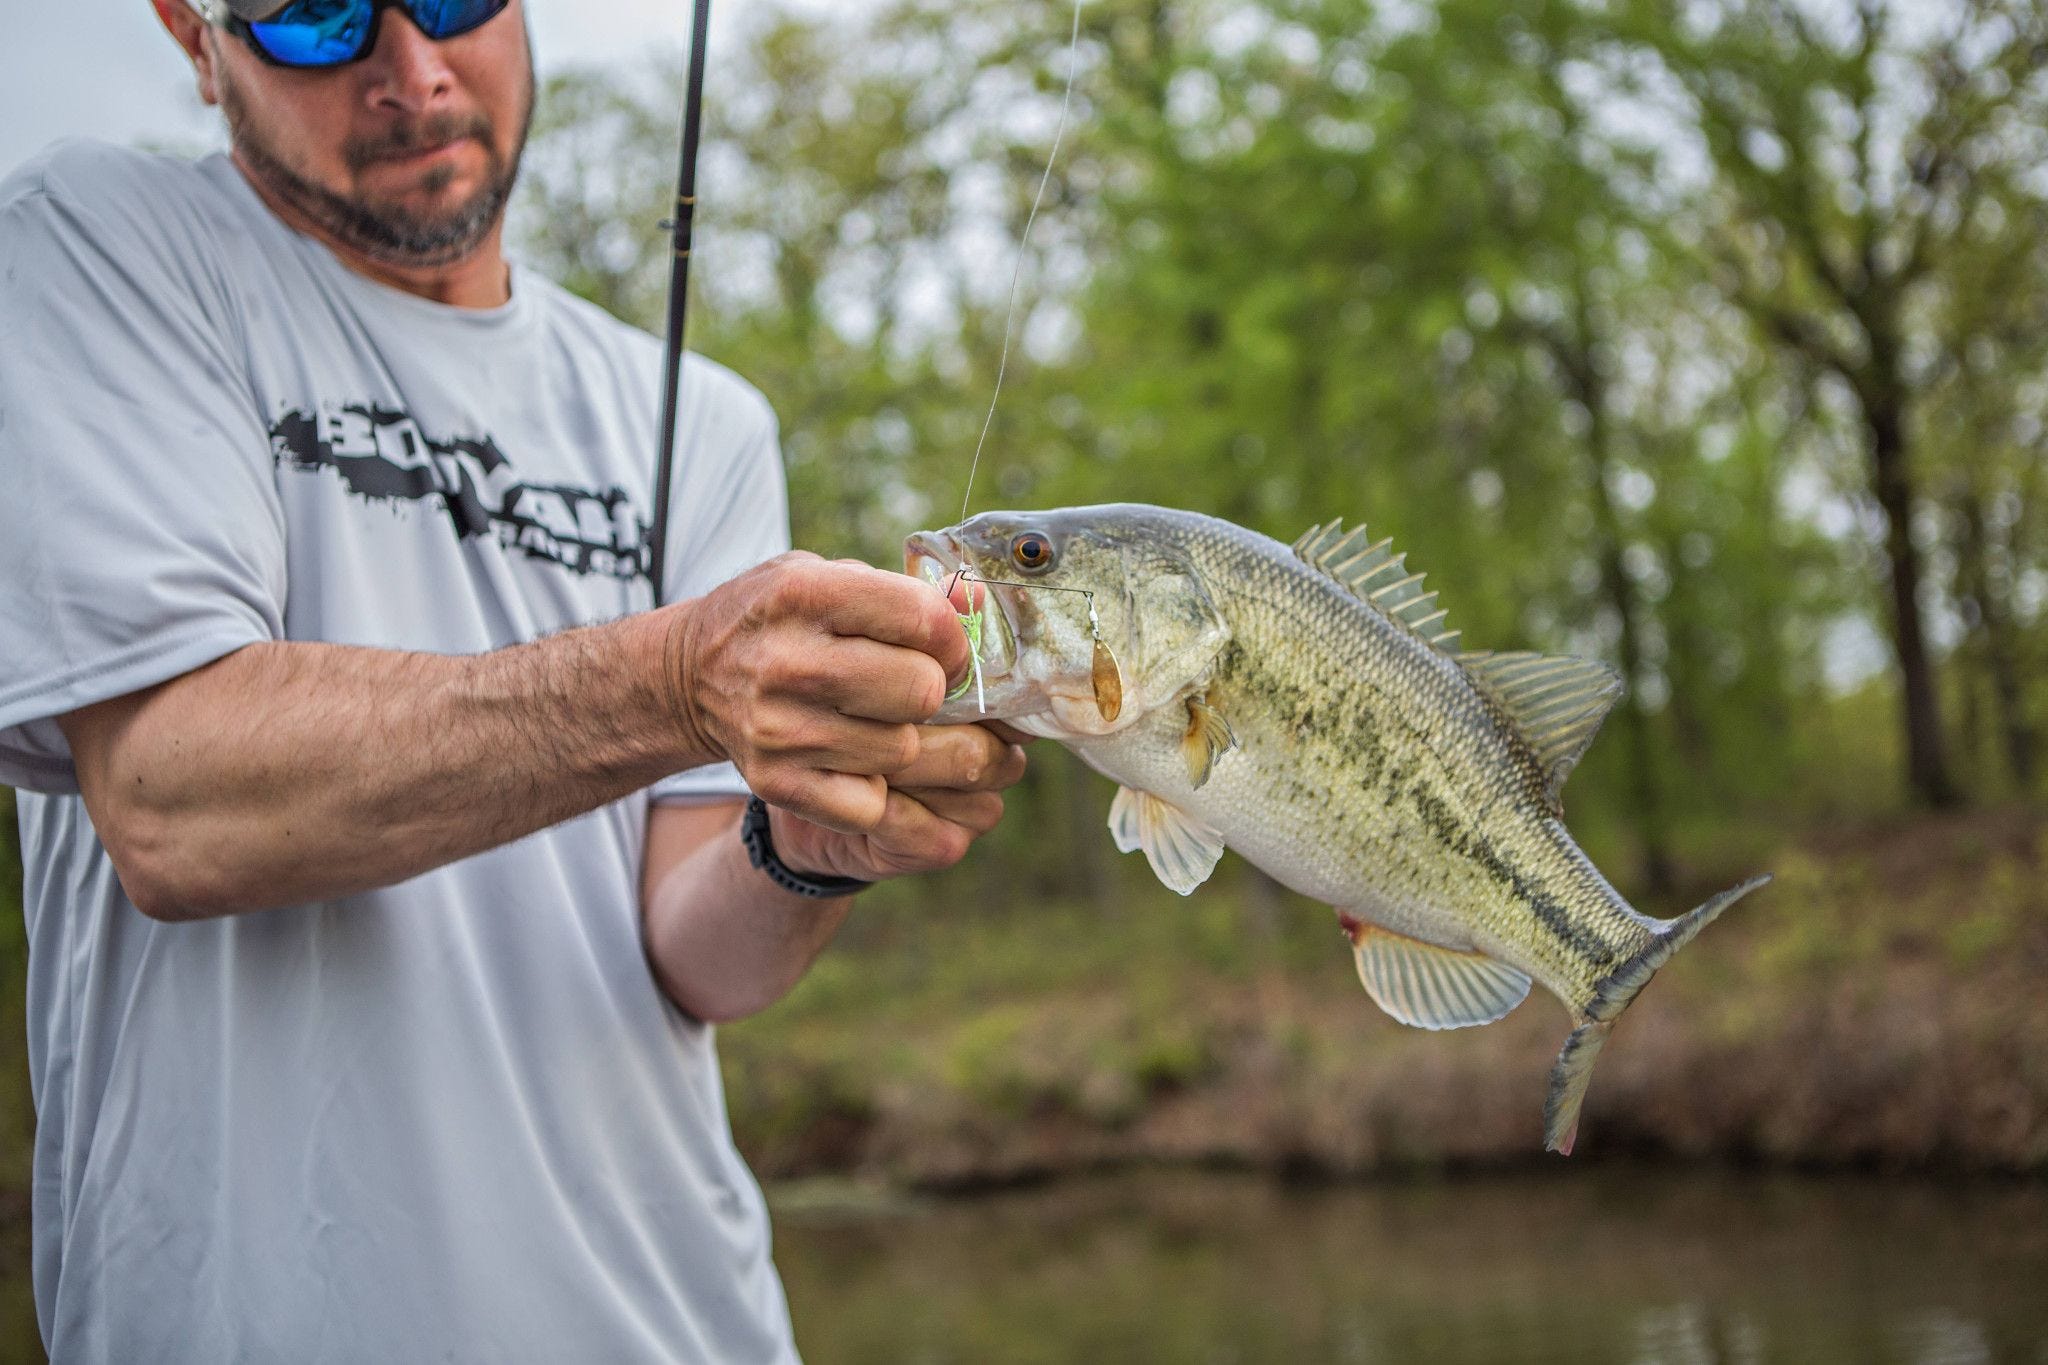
907, 503, 1770, 1152
1068, 514, 1652, 1009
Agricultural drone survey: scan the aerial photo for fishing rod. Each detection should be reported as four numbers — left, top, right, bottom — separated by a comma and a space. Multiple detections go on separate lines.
648, 0, 715, 605
650, 0, 1080, 606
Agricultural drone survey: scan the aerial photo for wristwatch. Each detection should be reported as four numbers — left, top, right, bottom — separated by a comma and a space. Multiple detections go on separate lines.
739, 796, 873, 899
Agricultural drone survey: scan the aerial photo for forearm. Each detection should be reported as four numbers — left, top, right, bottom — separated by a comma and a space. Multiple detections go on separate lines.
640, 803, 854, 1023
67, 611, 703, 919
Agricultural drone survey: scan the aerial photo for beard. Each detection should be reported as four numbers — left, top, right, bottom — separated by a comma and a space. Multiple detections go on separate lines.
217, 57, 533, 269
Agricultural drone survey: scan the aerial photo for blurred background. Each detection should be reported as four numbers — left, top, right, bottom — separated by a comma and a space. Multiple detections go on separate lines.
4, 0, 2046, 1359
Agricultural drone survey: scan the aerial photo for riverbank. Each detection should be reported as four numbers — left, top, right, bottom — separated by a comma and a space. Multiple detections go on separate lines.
720, 806, 2048, 1184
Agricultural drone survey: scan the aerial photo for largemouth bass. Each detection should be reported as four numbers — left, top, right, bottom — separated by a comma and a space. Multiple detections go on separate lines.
906, 504, 1768, 1153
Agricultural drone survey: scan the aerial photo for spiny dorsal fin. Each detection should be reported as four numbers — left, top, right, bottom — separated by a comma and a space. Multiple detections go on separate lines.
1292, 520, 1462, 654
1456, 650, 1624, 806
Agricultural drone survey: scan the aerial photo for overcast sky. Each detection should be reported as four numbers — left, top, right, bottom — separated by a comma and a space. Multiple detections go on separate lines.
0, 1, 746, 180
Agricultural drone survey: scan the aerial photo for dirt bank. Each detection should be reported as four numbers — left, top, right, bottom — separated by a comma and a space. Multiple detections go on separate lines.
721, 808, 2048, 1185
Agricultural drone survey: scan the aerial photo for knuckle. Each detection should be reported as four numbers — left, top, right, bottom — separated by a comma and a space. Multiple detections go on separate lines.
752, 769, 800, 810
748, 709, 800, 757
930, 599, 967, 652
969, 734, 1015, 788
776, 647, 830, 696
908, 661, 946, 718
888, 725, 922, 772
979, 793, 1006, 828
796, 717, 842, 759
770, 556, 827, 613
849, 784, 889, 833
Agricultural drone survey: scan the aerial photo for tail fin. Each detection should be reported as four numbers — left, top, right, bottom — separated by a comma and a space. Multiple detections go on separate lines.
1543, 874, 1772, 1154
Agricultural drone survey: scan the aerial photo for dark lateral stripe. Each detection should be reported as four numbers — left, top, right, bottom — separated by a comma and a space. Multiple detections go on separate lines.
1409, 784, 1614, 966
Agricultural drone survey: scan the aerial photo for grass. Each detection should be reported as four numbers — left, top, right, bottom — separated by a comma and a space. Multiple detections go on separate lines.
721, 804, 2048, 1183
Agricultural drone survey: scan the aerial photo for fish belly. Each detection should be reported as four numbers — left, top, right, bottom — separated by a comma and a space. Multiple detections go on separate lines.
1074, 609, 1650, 1006
1072, 678, 1490, 952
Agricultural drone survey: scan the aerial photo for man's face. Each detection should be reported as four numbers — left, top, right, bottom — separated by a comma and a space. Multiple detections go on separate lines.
206, 0, 535, 268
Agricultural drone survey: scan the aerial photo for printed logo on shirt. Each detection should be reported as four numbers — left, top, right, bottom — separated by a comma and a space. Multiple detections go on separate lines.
270, 402, 649, 581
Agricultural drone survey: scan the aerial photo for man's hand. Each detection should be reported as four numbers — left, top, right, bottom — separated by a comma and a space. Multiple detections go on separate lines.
638, 600, 1028, 1021
662, 552, 974, 833
768, 722, 1029, 882
58, 545, 1008, 923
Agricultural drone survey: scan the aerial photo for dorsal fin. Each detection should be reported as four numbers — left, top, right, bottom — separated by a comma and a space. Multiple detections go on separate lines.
1292, 520, 1462, 654
1456, 650, 1624, 807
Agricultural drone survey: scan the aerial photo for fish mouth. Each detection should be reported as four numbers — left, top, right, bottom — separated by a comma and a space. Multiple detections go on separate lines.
905, 532, 1018, 677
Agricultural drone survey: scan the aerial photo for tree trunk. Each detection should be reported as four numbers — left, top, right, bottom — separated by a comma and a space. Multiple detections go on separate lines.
1957, 491, 2038, 791
1595, 526, 1676, 896
1561, 302, 1676, 894
1864, 396, 1959, 808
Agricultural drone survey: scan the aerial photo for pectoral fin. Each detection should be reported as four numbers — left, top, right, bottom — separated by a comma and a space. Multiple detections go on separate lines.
1109, 787, 1226, 895
1342, 916, 1532, 1030
1181, 695, 1237, 789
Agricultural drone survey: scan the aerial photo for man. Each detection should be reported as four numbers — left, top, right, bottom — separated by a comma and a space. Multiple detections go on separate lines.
0, 0, 1023, 1358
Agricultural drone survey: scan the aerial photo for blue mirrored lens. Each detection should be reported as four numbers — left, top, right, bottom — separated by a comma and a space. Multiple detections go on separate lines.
406, 0, 506, 39
248, 0, 374, 66
246, 0, 505, 66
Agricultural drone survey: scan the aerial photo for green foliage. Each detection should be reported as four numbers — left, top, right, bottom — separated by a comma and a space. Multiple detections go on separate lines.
504, 3, 2048, 1179
512, 0, 2046, 891
1941, 856, 2028, 972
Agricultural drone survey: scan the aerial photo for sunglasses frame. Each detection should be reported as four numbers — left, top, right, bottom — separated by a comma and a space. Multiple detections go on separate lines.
198, 0, 510, 70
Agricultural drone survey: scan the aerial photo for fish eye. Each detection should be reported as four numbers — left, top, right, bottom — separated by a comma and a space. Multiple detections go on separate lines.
1011, 532, 1056, 573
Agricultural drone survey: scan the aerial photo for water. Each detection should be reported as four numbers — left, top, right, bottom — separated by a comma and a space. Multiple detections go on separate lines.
771, 1167, 2048, 1364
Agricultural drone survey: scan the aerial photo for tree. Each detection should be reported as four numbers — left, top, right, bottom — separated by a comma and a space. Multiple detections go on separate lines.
1612, 0, 2048, 807
510, 0, 2044, 846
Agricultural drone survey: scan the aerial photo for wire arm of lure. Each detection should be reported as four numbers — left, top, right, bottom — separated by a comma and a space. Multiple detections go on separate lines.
941, 572, 1121, 723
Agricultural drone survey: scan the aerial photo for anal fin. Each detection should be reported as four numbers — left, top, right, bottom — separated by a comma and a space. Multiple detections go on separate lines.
1109, 787, 1226, 895
1343, 917, 1532, 1030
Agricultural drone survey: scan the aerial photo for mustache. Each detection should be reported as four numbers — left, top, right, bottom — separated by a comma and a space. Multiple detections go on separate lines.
345, 113, 494, 170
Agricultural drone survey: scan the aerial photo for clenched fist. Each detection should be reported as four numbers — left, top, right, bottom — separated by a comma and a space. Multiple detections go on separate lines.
661, 552, 1026, 883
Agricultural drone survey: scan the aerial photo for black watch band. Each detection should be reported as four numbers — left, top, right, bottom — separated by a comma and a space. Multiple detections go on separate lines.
739, 796, 872, 899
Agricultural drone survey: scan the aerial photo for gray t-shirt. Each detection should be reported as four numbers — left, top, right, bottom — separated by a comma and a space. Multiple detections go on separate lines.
0, 142, 799, 1363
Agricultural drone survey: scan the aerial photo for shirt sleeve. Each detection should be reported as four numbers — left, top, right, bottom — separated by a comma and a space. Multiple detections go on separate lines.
0, 165, 286, 793
647, 363, 792, 806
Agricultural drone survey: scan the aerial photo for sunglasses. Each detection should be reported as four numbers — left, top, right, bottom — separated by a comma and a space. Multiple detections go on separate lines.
200, 0, 510, 70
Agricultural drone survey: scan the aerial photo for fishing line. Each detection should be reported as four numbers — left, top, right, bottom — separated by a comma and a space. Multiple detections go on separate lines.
941, 0, 1090, 714
958, 0, 1086, 524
